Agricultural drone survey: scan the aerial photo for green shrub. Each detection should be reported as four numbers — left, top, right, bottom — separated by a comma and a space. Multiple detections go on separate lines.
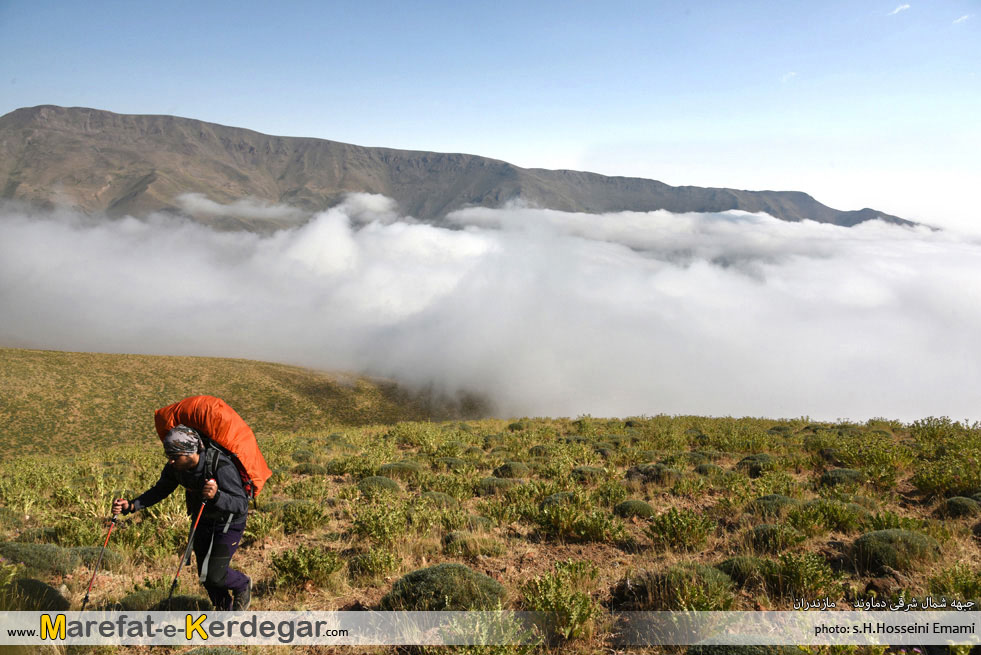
864, 510, 921, 532
747, 524, 805, 553
0, 542, 78, 576
348, 548, 399, 581
785, 503, 828, 537
541, 491, 575, 509
610, 563, 735, 611
522, 560, 599, 642
736, 454, 776, 478
353, 503, 408, 544
937, 496, 981, 518
853, 529, 942, 573
493, 461, 530, 479
591, 479, 628, 507
716, 556, 779, 590
281, 500, 325, 534
380, 563, 506, 610
646, 507, 715, 551
478, 477, 518, 496
379, 461, 424, 481
929, 563, 981, 601
419, 491, 459, 508
695, 463, 723, 476
293, 462, 328, 475
434, 457, 466, 472
291, 449, 315, 463
614, 500, 656, 519
571, 465, 605, 483
242, 509, 281, 546
536, 503, 625, 543
272, 545, 342, 588
508, 421, 528, 432
69, 546, 124, 571
747, 495, 798, 519
770, 552, 839, 598
626, 463, 682, 485
358, 475, 401, 495
819, 468, 864, 487
911, 454, 981, 498
1, 578, 70, 611
802, 499, 869, 534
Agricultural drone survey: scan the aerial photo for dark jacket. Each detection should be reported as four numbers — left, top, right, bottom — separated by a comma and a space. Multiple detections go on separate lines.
127, 446, 249, 524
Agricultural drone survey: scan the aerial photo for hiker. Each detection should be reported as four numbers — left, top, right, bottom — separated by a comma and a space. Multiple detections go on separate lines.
112, 424, 252, 610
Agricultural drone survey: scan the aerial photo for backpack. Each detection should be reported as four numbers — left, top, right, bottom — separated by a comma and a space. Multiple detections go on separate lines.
154, 395, 272, 499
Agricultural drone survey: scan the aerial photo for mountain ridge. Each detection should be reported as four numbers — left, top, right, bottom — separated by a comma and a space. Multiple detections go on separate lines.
0, 105, 914, 229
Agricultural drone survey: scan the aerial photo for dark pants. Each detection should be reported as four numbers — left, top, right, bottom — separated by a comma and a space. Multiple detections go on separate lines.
192, 518, 249, 610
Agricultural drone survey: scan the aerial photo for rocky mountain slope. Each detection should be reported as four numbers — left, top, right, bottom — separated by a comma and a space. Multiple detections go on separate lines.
0, 105, 913, 229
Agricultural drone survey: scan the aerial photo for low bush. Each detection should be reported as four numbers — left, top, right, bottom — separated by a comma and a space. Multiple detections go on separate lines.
736, 454, 776, 478
1, 578, 69, 611
493, 461, 530, 479
522, 560, 599, 642
536, 503, 625, 543
747, 495, 798, 519
610, 563, 735, 611
571, 466, 605, 483
281, 500, 326, 535
347, 548, 399, 582
378, 461, 424, 481
695, 463, 723, 476
747, 524, 805, 553
477, 477, 519, 496
69, 546, 124, 571
626, 463, 683, 485
433, 457, 466, 472
646, 507, 715, 551
353, 503, 408, 545
614, 499, 656, 519
358, 475, 401, 495
419, 491, 459, 508
380, 563, 506, 610
819, 468, 864, 487
936, 496, 981, 519
271, 544, 343, 588
0, 542, 78, 576
852, 529, 942, 573
716, 556, 779, 590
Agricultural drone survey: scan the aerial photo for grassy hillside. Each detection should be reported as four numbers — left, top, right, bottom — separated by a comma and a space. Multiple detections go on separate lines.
0, 348, 485, 453
3, 346, 981, 653
2, 413, 981, 653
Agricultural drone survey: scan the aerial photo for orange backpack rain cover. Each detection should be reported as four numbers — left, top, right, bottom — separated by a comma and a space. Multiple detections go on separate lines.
155, 395, 272, 498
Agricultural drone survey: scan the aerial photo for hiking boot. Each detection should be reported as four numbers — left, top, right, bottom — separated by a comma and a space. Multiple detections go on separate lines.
232, 578, 251, 611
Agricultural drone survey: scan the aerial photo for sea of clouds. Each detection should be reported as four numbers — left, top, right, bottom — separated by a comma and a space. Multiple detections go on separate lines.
2, 194, 979, 422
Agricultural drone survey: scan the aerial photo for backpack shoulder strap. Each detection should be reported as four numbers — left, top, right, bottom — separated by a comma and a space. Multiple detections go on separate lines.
205, 444, 220, 481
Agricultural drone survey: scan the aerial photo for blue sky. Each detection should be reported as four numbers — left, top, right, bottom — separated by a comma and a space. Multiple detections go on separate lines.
1, 1, 978, 230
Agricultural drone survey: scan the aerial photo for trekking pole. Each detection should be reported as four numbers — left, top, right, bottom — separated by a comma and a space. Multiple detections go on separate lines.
80, 515, 117, 611
166, 479, 214, 605
167, 501, 206, 605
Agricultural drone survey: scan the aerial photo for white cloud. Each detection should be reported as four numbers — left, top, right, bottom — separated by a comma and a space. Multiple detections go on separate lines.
2, 199, 980, 422
781, 72, 798, 84
888, 4, 910, 15
175, 193, 307, 223
953, 14, 970, 24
